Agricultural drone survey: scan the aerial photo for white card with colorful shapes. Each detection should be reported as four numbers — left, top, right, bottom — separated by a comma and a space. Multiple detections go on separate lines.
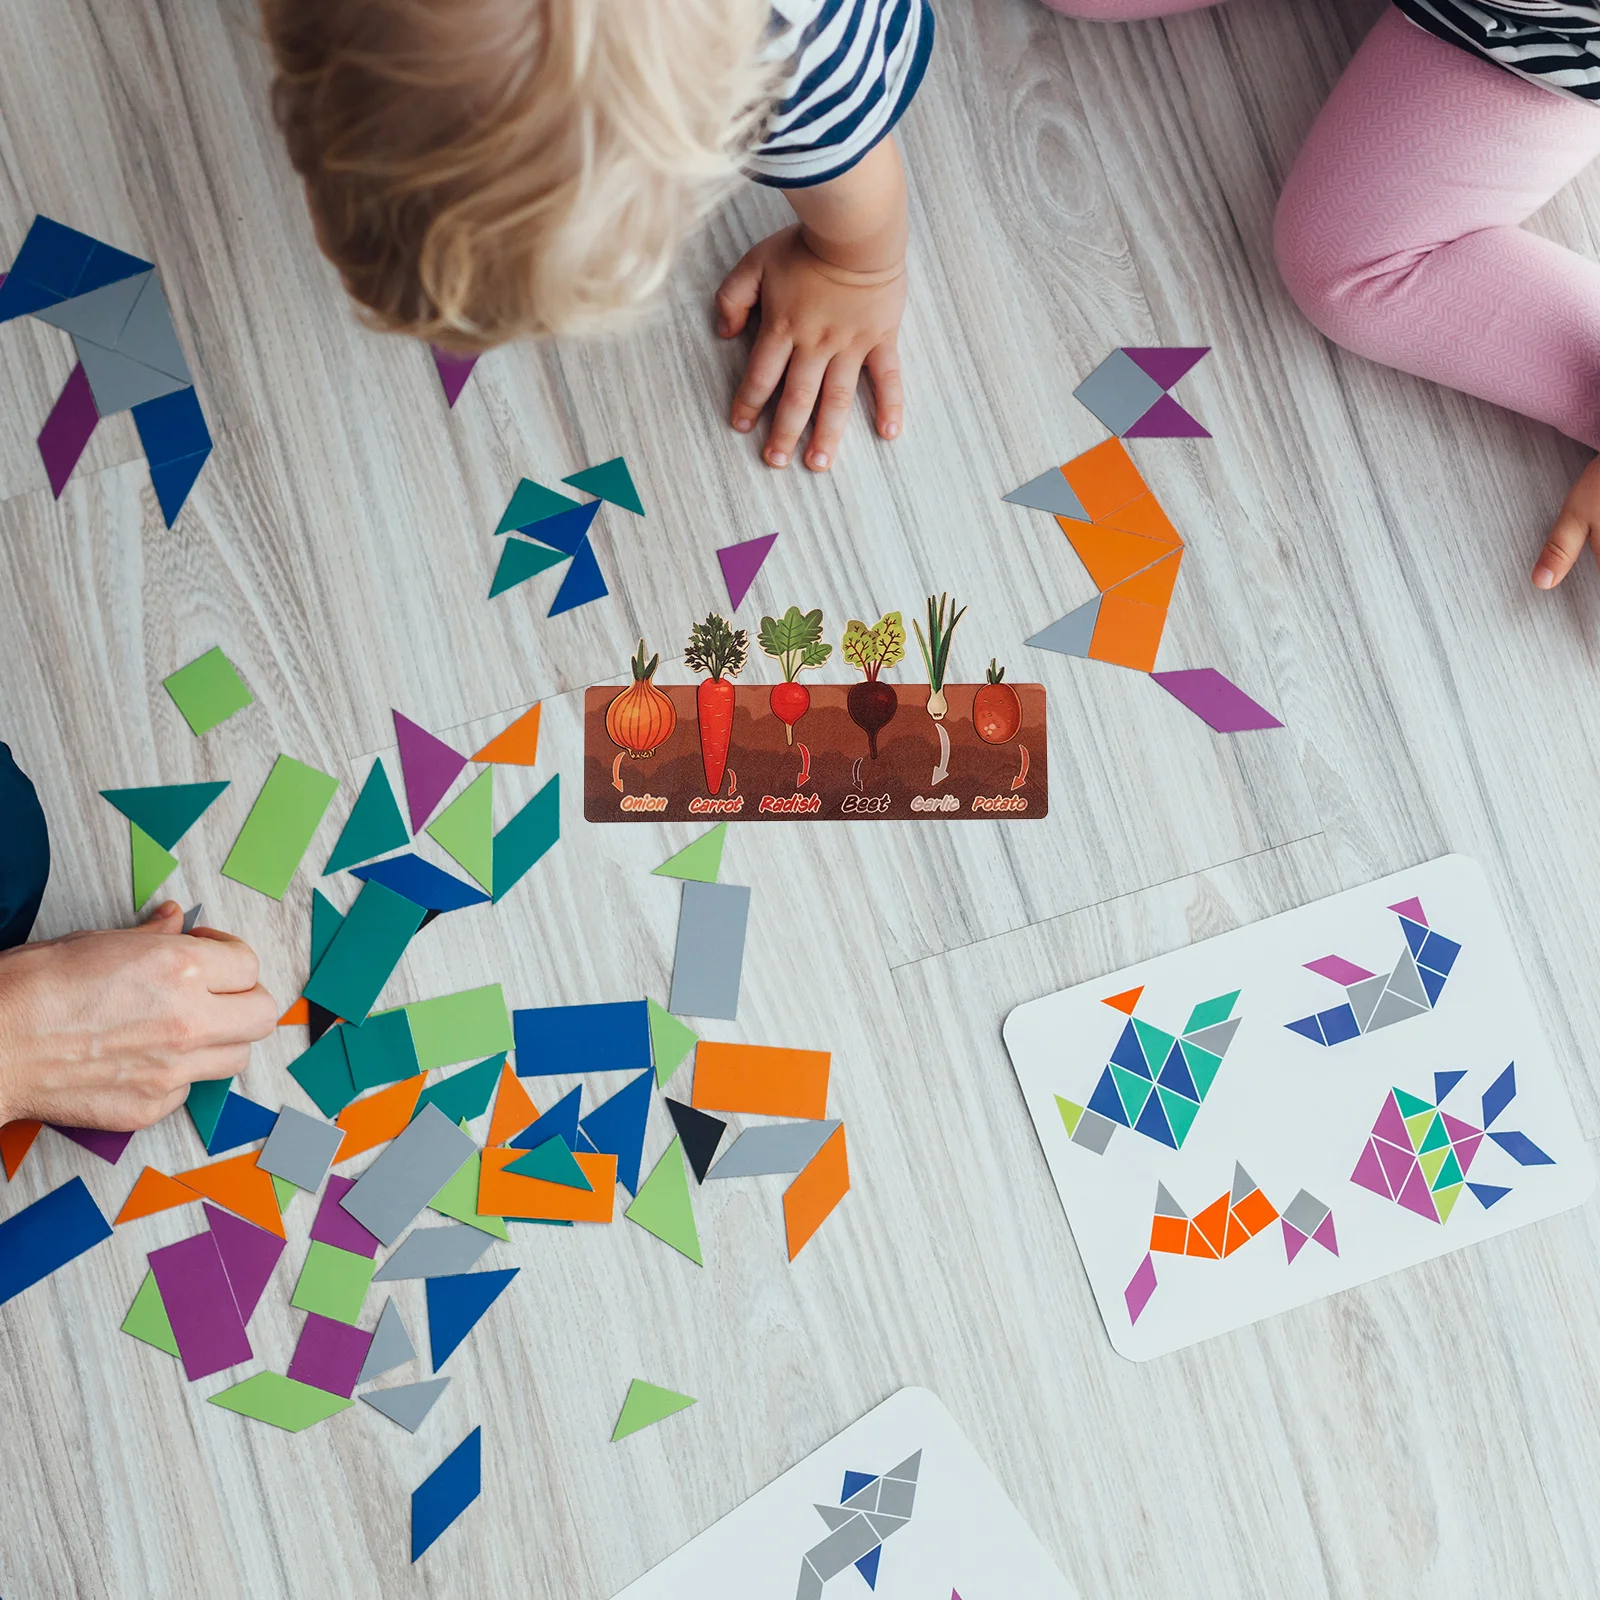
611, 1387, 1078, 1599
1003, 854, 1594, 1361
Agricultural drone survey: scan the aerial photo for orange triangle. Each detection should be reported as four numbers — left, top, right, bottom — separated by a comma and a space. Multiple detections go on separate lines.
171, 1152, 285, 1239
1060, 522, 1170, 591
278, 997, 309, 1026
1183, 1220, 1219, 1260
1089, 591, 1167, 672
1102, 492, 1183, 548
1060, 438, 1147, 522
486, 1063, 539, 1147
115, 1166, 201, 1225
334, 1074, 426, 1163
1192, 1193, 1231, 1257
471, 703, 541, 765
1102, 986, 1144, 1015
1113, 548, 1183, 610
1, 1119, 43, 1181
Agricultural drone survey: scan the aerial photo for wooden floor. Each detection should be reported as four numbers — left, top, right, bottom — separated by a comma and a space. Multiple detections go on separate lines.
3, 0, 1599, 1593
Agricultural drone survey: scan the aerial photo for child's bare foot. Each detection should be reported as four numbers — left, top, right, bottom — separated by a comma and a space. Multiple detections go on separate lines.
1534, 456, 1600, 589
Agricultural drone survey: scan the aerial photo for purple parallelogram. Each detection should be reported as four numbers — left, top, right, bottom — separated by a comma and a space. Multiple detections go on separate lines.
1124, 1251, 1158, 1324
288, 1310, 373, 1397
716, 532, 778, 609
311, 1174, 382, 1258
205, 1202, 285, 1322
148, 1230, 253, 1381
1305, 955, 1376, 987
49, 1125, 133, 1163
37, 363, 100, 496
1150, 668, 1283, 733
431, 345, 478, 409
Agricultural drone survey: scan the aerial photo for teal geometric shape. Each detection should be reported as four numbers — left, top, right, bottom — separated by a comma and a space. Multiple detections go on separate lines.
1183, 991, 1240, 1034
1131, 1019, 1176, 1075
489, 537, 568, 599
324, 759, 409, 873
495, 478, 580, 534
1180, 1041, 1223, 1099
562, 456, 644, 516
100, 781, 229, 850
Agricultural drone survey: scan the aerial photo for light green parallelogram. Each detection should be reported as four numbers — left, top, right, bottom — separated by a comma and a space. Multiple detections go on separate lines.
405, 985, 513, 1071
210, 1373, 353, 1432
222, 756, 339, 900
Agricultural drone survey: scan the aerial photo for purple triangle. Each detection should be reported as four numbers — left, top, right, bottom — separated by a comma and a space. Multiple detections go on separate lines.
431, 345, 478, 409
1311, 1211, 1339, 1256
1122, 346, 1208, 389
393, 710, 469, 832
49, 1125, 134, 1163
204, 1202, 285, 1322
1349, 1139, 1390, 1199
1124, 394, 1210, 438
1282, 1221, 1307, 1264
717, 533, 778, 609
1388, 897, 1427, 927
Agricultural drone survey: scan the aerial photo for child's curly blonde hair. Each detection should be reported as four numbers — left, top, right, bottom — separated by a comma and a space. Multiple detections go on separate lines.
262, 0, 779, 351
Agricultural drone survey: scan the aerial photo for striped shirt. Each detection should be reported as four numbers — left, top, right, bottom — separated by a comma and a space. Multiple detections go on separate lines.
748, 0, 935, 188
1394, 0, 1600, 98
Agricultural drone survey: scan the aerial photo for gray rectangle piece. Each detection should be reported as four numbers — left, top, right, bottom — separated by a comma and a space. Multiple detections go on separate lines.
807, 1513, 881, 1579
707, 1119, 841, 1180
339, 1104, 476, 1246
372, 1223, 494, 1281
669, 881, 751, 1021
257, 1106, 344, 1192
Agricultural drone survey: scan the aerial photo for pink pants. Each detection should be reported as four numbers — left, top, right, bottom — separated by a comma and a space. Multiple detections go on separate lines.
1040, 2, 1600, 448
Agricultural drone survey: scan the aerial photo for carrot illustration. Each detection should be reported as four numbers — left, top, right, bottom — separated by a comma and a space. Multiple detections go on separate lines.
841, 611, 905, 758
685, 613, 748, 796
758, 606, 831, 746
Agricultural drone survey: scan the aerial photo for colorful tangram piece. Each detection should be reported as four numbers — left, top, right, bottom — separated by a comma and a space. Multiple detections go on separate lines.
1055, 986, 1241, 1155
717, 532, 778, 609
430, 345, 478, 410
1073, 346, 1209, 438
797, 1450, 921, 1597
488, 461, 642, 614
2, 216, 212, 522
1349, 1064, 1552, 1223
1287, 897, 1460, 1047
412, 1426, 482, 1560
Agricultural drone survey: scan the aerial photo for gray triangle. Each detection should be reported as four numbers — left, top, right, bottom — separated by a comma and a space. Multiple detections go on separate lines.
1183, 1017, 1241, 1056
1002, 467, 1089, 521
356, 1297, 415, 1383
1385, 949, 1430, 1009
1230, 1163, 1255, 1205
114, 273, 191, 382
813, 1504, 856, 1531
842, 1478, 880, 1511
865, 1512, 907, 1540
1348, 974, 1389, 1033
34, 271, 151, 345
1367, 987, 1427, 1032
886, 1450, 922, 1484
73, 337, 187, 415
1154, 1182, 1186, 1218
1026, 597, 1100, 658
360, 1377, 449, 1433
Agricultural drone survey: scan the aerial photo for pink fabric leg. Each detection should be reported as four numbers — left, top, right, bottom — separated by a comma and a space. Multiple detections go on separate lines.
1276, 11, 1600, 447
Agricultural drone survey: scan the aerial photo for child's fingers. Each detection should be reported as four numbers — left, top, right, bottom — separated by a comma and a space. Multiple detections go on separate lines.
765, 353, 829, 469
865, 337, 903, 440
715, 254, 762, 339
731, 333, 793, 435
805, 354, 863, 471
1533, 507, 1590, 590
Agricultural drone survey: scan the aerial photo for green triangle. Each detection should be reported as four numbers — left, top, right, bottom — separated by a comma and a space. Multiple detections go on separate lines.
323, 759, 409, 873
563, 456, 644, 516
1110, 1064, 1153, 1123
415, 1053, 504, 1124
426, 768, 494, 889
652, 824, 726, 883
1418, 1114, 1451, 1154
1404, 1111, 1434, 1151
611, 1379, 695, 1441
1056, 1096, 1084, 1137
1393, 1088, 1434, 1118
1179, 1041, 1222, 1100
1419, 1146, 1449, 1184
505, 1135, 593, 1190
186, 1077, 232, 1146
496, 478, 581, 534
102, 781, 229, 851
429, 1151, 511, 1239
1131, 1019, 1176, 1075
272, 1174, 298, 1212
130, 821, 178, 910
625, 1138, 702, 1264
1434, 1183, 1463, 1223
1157, 1086, 1201, 1147
310, 888, 344, 971
648, 999, 698, 1088
1183, 991, 1239, 1034
1432, 1149, 1464, 1191
489, 536, 568, 598
122, 1271, 178, 1357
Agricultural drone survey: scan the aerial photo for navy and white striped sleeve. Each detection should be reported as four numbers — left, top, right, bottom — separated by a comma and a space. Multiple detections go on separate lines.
748, 0, 935, 189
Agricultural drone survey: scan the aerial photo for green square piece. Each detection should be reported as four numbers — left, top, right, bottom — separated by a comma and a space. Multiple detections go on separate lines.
290, 1241, 375, 1324
163, 647, 254, 736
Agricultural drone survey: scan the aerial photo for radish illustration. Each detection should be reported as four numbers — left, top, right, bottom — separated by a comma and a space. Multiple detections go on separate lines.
757, 606, 831, 745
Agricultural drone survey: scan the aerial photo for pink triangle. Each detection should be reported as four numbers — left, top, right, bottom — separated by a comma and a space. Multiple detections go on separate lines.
1453, 1132, 1483, 1173
1396, 1162, 1440, 1221
204, 1202, 285, 1322
1388, 897, 1427, 927
1372, 1092, 1410, 1148
1122, 346, 1209, 389
716, 532, 778, 609
1440, 1111, 1480, 1146
1124, 394, 1210, 438
1376, 1139, 1417, 1197
393, 710, 469, 832
1282, 1221, 1307, 1264
1350, 1139, 1390, 1199
1311, 1211, 1339, 1256
431, 345, 479, 409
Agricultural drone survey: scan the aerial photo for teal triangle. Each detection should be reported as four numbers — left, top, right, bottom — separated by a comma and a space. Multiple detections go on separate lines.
1131, 1019, 1177, 1075
1157, 1086, 1201, 1147
1110, 1064, 1153, 1123
504, 1135, 593, 1190
186, 1077, 233, 1147
310, 889, 344, 972
100, 781, 229, 850
324, 759, 409, 873
1180, 1041, 1223, 1100
490, 537, 567, 598
495, 478, 580, 534
415, 1054, 505, 1125
562, 456, 644, 516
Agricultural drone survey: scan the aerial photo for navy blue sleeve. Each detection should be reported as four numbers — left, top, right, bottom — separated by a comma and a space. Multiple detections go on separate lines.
0, 742, 50, 950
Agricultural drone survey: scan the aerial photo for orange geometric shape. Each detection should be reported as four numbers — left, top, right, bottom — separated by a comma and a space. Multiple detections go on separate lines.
691, 1043, 830, 1120
1114, 548, 1183, 610
1221, 1210, 1248, 1256
1060, 521, 1171, 592
1102, 492, 1184, 549
334, 1074, 426, 1163
478, 1146, 616, 1222
1, 1119, 42, 1181
1060, 438, 1147, 522
471, 703, 541, 766
1183, 1220, 1219, 1259
1088, 591, 1167, 672
486, 1062, 539, 1147
1232, 1187, 1280, 1237
115, 1166, 202, 1224
784, 1122, 850, 1261
1102, 986, 1144, 1015
171, 1152, 285, 1239
1149, 1214, 1188, 1255
1191, 1193, 1231, 1257
278, 997, 310, 1026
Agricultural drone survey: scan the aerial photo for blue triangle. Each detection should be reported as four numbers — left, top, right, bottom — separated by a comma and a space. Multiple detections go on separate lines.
351, 852, 491, 911
524, 498, 600, 556
1109, 1020, 1149, 1078
841, 1470, 876, 1501
577, 1069, 653, 1194
1468, 1182, 1511, 1208
7, 216, 96, 297
1133, 1086, 1177, 1149
73, 240, 154, 295
1419, 965, 1447, 1006
0, 272, 64, 322
548, 536, 608, 616
509, 1085, 581, 1151
1399, 917, 1429, 958
1433, 1070, 1466, 1104
147, 448, 210, 528
205, 1093, 279, 1155
426, 1268, 519, 1368
1286, 1015, 1326, 1046
1086, 1067, 1129, 1128
1156, 1041, 1197, 1100
855, 1544, 882, 1588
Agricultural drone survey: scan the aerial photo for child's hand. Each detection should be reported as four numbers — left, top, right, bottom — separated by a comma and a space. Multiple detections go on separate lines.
716, 225, 905, 470
1533, 455, 1600, 589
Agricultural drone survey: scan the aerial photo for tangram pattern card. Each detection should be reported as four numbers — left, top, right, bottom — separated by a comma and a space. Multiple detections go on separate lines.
1003, 855, 1596, 1360
612, 1387, 1077, 1599
585, 686, 1046, 822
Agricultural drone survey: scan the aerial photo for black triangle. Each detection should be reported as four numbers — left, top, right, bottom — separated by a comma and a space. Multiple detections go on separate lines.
665, 1099, 727, 1184
308, 999, 338, 1044
419, 908, 442, 930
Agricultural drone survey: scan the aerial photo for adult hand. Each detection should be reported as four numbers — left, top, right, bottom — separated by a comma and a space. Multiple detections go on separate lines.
0, 902, 277, 1131
1533, 454, 1600, 589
